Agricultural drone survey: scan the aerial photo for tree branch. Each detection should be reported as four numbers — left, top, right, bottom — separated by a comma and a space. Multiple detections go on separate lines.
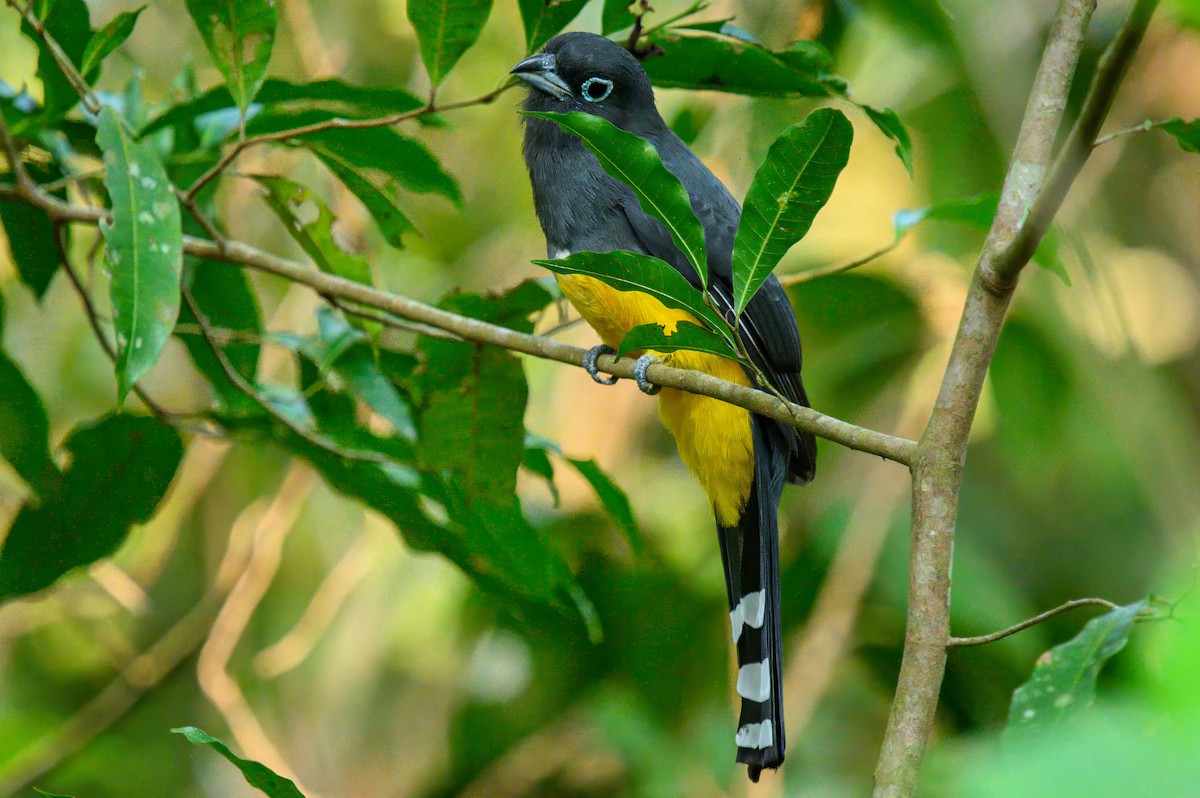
872, 2, 1158, 795
947, 598, 1122, 648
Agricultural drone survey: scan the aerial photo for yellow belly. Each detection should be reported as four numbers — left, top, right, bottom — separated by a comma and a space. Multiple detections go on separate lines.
556, 274, 754, 526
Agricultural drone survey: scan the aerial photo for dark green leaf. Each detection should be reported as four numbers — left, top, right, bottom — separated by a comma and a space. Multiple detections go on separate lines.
255, 175, 373, 288
525, 111, 708, 286
310, 151, 417, 249
0, 163, 63, 298
523, 444, 560, 505
861, 104, 913, 177
172, 727, 305, 798
0, 349, 57, 497
1153, 117, 1200, 153
534, 250, 731, 341
80, 6, 146, 76
615, 320, 740, 361
407, 0, 494, 85
20, 0, 90, 118
732, 108, 853, 314
519, 0, 590, 52
601, 0, 633, 34
183, 0, 277, 112
140, 78, 424, 138
96, 107, 183, 402
0, 414, 183, 601
642, 29, 845, 98
178, 261, 262, 416
1005, 600, 1148, 739
564, 456, 639, 550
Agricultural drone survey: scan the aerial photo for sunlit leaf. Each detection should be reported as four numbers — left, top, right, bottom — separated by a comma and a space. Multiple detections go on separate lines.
1153, 117, 1200, 153
80, 6, 145, 77
615, 320, 740, 361
861, 104, 913, 177
1005, 600, 1148, 740
96, 107, 183, 402
172, 727, 305, 798
255, 175, 372, 288
642, 29, 845, 98
533, 250, 731, 341
732, 108, 852, 314
519, 0, 590, 52
0, 415, 183, 601
183, 0, 276, 112
407, 0, 494, 85
526, 111, 708, 286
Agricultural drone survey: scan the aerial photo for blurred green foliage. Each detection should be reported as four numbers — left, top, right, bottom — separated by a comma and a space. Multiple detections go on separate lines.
0, 1, 1198, 797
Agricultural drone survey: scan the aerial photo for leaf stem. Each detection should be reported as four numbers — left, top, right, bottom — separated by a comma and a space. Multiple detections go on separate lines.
777, 239, 899, 287
947, 598, 1123, 648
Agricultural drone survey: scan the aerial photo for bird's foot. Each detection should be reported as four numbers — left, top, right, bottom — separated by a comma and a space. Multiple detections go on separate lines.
582, 344, 619, 385
633, 354, 661, 395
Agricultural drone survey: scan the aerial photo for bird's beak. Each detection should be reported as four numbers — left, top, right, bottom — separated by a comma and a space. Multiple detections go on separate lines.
510, 52, 571, 100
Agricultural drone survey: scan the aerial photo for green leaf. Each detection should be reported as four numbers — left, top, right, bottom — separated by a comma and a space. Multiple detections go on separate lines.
0, 414, 183, 601
407, 0, 494, 85
642, 29, 845, 98
564, 456, 639, 551
601, 0, 634, 34
615, 320, 740, 361
33, 789, 76, 797
861, 104, 913, 177
0, 163, 65, 298
522, 444, 560, 505
80, 6, 145, 76
172, 727, 305, 798
183, 0, 276, 112
518, 0, 590, 52
0, 349, 58, 497
534, 250, 732, 341
1005, 600, 1148, 740
20, 0, 91, 118
140, 78, 424, 138
255, 175, 372, 288
96, 107, 183, 402
525, 111, 709, 286
178, 261, 262, 416
1153, 117, 1200, 154
731, 108, 853, 314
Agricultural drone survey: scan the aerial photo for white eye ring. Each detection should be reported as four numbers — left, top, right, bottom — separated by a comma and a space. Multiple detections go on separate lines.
581, 77, 613, 103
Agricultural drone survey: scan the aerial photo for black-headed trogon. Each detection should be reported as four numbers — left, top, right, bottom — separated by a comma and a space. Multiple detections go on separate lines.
512, 32, 817, 782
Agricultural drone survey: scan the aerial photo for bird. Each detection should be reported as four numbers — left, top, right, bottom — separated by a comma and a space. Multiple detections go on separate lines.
511, 31, 816, 782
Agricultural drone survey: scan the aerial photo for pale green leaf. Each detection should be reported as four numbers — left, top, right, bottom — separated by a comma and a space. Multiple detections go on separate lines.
184, 0, 276, 111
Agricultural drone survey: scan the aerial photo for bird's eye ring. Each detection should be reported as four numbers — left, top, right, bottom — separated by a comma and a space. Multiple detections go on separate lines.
581, 77, 614, 103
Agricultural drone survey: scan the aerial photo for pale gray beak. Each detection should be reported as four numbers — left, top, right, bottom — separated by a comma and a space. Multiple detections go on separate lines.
510, 52, 571, 100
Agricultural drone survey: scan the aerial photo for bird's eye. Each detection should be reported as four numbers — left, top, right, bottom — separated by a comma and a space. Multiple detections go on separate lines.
581, 77, 614, 103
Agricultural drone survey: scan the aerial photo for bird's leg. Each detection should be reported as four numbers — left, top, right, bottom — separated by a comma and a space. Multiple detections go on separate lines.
633, 354, 662, 396
582, 344, 619, 385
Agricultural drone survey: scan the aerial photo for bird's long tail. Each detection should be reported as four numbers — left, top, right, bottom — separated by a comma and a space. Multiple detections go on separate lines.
718, 419, 789, 782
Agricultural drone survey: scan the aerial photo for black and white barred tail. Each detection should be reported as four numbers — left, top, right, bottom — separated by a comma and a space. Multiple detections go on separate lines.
718, 420, 789, 781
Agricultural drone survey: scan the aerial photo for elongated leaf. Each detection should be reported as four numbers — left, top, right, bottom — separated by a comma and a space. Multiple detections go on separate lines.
533, 250, 731, 341
178, 261, 262, 416
1005, 600, 1148, 739
643, 29, 846, 98
172, 727, 305, 798
80, 6, 145, 76
96, 107, 183, 402
140, 78, 424, 138
255, 175, 372, 288
564, 457, 639, 550
861, 104, 913, 177
0, 349, 58, 497
184, 0, 276, 111
601, 0, 634, 33
407, 0, 494, 85
0, 414, 183, 601
519, 0, 590, 52
1153, 117, 1200, 153
615, 319, 741, 361
20, 0, 90, 118
526, 111, 709, 286
732, 108, 852, 314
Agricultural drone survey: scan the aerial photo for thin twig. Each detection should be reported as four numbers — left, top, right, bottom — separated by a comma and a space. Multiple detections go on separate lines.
5, 0, 101, 113
321, 293, 463, 341
777, 239, 899, 287
1093, 119, 1155, 146
947, 598, 1122, 648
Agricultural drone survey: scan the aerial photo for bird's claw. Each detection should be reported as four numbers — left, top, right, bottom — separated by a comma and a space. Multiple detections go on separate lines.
582, 344, 619, 385
634, 355, 662, 395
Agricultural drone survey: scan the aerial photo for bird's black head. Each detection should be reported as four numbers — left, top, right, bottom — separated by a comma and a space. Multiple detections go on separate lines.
510, 32, 661, 131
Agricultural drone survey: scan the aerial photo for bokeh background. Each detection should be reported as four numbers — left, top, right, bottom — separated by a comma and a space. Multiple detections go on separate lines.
1, 0, 1199, 796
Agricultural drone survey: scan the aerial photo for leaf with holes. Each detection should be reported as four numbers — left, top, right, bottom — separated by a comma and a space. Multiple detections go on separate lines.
518, 0, 590, 52
96, 107, 183, 403
732, 108, 852, 315
407, 0, 494, 85
526, 111, 709, 287
255, 175, 372, 288
172, 727, 305, 798
80, 6, 145, 77
184, 0, 276, 112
